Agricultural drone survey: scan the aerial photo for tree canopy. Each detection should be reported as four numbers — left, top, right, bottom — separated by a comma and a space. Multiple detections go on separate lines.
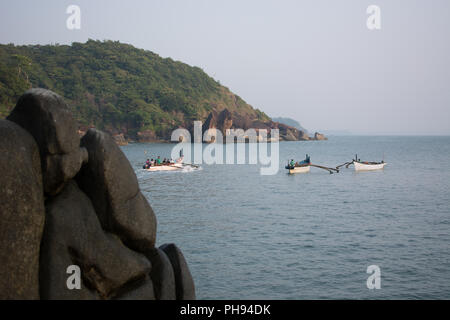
0, 40, 270, 139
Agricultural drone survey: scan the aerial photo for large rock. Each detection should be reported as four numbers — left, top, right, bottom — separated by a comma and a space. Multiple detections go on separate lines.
116, 277, 155, 300
76, 128, 157, 253
0, 120, 45, 299
160, 244, 196, 300
202, 109, 233, 134
314, 132, 327, 140
2, 89, 195, 300
299, 131, 310, 141
277, 123, 303, 141
44, 149, 88, 192
7, 88, 88, 195
147, 248, 176, 300
40, 181, 154, 299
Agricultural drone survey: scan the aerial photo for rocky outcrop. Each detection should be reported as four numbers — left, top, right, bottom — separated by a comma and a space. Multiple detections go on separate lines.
7, 89, 88, 195
271, 117, 308, 133
0, 120, 45, 299
277, 123, 304, 141
202, 109, 233, 135
88, 108, 323, 144
0, 89, 195, 300
160, 244, 196, 300
198, 108, 308, 142
314, 132, 328, 141
299, 131, 311, 141
273, 122, 329, 141
147, 248, 177, 300
41, 181, 155, 299
76, 129, 157, 253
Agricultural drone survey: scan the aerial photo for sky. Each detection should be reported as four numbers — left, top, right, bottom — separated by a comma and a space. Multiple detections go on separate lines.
1, 0, 449, 135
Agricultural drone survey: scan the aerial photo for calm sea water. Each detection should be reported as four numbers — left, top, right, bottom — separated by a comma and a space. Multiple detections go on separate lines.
121, 136, 450, 299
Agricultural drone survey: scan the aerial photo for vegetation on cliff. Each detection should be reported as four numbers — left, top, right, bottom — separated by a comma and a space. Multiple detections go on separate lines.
0, 40, 270, 140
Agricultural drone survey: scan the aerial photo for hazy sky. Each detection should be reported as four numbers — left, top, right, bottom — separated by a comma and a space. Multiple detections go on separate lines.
1, 0, 449, 134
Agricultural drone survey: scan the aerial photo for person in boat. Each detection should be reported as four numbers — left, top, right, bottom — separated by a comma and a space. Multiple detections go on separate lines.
143, 159, 151, 169
156, 156, 161, 165
146, 159, 150, 167
150, 159, 155, 166
290, 159, 295, 167
298, 155, 311, 166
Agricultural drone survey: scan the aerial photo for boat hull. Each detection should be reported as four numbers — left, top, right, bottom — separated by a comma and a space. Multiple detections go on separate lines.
144, 164, 183, 172
354, 162, 386, 171
288, 166, 311, 174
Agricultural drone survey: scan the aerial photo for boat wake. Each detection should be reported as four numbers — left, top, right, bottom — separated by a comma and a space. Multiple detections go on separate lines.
180, 165, 202, 173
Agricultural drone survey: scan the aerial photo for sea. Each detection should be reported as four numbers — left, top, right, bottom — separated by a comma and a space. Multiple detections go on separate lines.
121, 136, 450, 299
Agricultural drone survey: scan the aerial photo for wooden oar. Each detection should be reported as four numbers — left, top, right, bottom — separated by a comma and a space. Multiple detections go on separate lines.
336, 161, 353, 169
309, 164, 339, 174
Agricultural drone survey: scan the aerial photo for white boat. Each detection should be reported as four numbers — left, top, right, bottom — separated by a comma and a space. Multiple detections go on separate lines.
354, 161, 387, 171
144, 156, 186, 172
288, 165, 311, 174
144, 163, 184, 172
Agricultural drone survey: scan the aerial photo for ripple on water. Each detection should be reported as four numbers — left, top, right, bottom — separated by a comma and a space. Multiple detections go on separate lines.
122, 137, 450, 299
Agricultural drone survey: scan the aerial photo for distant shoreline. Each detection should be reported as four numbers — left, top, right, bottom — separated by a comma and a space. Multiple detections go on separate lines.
119, 139, 331, 146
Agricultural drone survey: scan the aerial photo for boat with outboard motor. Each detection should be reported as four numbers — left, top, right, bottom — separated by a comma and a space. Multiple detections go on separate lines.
143, 156, 184, 172
143, 152, 200, 172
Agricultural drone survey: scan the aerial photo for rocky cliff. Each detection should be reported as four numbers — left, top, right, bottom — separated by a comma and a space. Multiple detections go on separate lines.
0, 41, 323, 143
0, 88, 195, 300
271, 117, 327, 141
194, 108, 326, 142
314, 132, 328, 141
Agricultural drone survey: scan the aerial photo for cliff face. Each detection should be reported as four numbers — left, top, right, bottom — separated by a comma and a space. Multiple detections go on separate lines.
314, 132, 328, 141
184, 108, 308, 142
